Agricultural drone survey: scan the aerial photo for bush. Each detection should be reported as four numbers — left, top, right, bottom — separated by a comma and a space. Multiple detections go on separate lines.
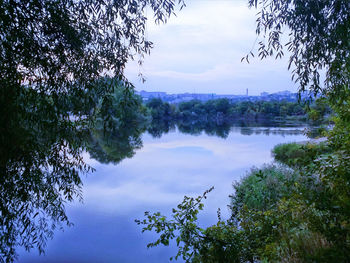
272, 142, 331, 167
231, 164, 298, 213
230, 164, 331, 262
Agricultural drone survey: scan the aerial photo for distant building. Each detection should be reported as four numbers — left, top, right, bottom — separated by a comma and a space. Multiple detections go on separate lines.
275, 90, 291, 96
136, 90, 299, 103
138, 90, 167, 98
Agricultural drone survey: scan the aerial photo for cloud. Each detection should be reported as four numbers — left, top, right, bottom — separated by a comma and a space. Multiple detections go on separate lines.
143, 56, 293, 81
145, 63, 238, 81
125, 0, 296, 95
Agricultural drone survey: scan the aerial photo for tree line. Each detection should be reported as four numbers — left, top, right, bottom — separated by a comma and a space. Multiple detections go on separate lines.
145, 97, 331, 123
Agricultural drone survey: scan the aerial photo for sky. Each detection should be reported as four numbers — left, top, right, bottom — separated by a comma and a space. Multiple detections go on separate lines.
125, 0, 297, 96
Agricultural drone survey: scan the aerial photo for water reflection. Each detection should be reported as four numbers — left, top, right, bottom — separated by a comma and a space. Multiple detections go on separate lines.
85, 118, 309, 166
6, 119, 310, 262
1, 155, 82, 263
87, 125, 146, 165
146, 120, 176, 138
86, 119, 309, 165
147, 118, 308, 139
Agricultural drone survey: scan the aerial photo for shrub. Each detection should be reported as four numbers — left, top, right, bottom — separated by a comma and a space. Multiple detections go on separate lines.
272, 142, 331, 167
231, 164, 298, 213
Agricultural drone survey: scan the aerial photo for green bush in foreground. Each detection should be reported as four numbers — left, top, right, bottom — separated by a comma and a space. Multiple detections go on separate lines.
136, 187, 248, 263
137, 165, 331, 262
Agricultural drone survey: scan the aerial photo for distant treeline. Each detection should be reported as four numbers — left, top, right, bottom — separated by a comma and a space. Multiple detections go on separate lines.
145, 97, 331, 122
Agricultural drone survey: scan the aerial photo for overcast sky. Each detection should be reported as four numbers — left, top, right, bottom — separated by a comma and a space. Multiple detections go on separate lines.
125, 0, 297, 96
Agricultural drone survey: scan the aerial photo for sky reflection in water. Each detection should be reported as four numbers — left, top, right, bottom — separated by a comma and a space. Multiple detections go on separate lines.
18, 127, 307, 263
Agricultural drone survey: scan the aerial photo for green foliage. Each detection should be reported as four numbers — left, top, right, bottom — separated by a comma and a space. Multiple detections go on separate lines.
272, 142, 331, 167
305, 90, 350, 260
270, 136, 350, 261
145, 98, 310, 125
178, 99, 307, 119
136, 187, 214, 262
137, 166, 327, 262
306, 98, 332, 123
231, 165, 298, 212
136, 187, 248, 263
229, 165, 320, 262
146, 98, 175, 120
94, 81, 148, 130
306, 153, 350, 261
247, 0, 350, 97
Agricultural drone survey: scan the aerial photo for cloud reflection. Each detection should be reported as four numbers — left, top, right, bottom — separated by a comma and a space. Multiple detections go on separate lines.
81, 130, 306, 217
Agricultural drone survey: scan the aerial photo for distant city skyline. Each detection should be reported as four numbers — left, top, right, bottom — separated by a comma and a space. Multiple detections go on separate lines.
136, 89, 300, 104
135, 89, 291, 96
125, 0, 298, 96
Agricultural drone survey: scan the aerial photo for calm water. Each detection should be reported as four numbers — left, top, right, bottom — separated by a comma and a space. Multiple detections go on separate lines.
17, 126, 307, 263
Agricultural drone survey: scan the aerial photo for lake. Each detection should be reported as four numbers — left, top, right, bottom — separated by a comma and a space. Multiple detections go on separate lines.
17, 125, 308, 263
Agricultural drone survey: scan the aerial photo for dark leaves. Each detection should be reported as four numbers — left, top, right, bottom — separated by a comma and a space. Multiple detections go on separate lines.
246, 0, 350, 98
0, 0, 184, 261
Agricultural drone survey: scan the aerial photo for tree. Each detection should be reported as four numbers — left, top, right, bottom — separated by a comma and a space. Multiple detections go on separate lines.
146, 98, 174, 120
0, 0, 184, 261
246, 0, 350, 101
213, 99, 230, 115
